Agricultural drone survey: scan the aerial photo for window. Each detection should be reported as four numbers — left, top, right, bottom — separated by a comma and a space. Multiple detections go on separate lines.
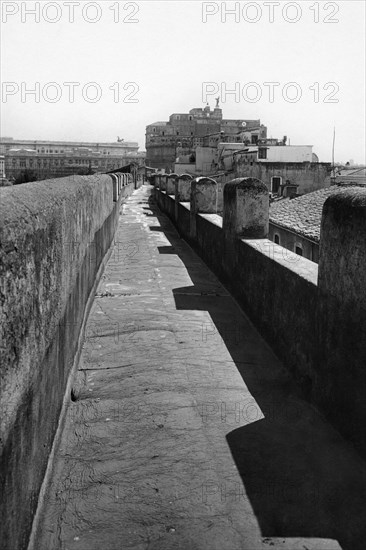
271, 176, 282, 193
274, 234, 280, 245
258, 148, 267, 159
295, 244, 303, 256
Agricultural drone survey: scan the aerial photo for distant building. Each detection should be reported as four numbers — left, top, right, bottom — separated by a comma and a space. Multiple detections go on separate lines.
173, 136, 331, 195
232, 145, 332, 195
0, 137, 139, 156
146, 102, 267, 172
0, 137, 145, 181
151, 106, 334, 194
269, 183, 366, 263
0, 155, 11, 186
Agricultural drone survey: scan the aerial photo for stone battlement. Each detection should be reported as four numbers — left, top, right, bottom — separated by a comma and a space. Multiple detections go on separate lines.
153, 174, 366, 459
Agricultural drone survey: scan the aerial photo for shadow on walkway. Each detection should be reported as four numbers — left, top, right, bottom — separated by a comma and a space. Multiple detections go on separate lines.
148, 194, 366, 550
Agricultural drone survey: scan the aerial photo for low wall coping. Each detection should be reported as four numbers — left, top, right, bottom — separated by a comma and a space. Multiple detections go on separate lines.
199, 213, 223, 228
242, 239, 318, 285
179, 197, 318, 284
195, 205, 318, 285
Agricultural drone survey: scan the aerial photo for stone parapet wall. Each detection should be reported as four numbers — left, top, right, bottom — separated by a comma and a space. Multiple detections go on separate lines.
155, 179, 366, 459
0, 174, 133, 550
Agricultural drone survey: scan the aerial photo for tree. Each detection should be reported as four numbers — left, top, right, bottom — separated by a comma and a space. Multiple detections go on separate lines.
13, 170, 38, 185
75, 163, 95, 176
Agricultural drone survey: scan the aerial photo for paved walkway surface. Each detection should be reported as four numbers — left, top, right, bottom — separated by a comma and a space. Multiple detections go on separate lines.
33, 186, 366, 550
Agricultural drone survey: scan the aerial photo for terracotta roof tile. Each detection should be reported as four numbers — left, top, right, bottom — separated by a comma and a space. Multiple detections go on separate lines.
269, 185, 365, 242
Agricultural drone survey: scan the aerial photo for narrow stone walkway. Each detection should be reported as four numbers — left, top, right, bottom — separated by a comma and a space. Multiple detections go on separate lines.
33, 186, 366, 550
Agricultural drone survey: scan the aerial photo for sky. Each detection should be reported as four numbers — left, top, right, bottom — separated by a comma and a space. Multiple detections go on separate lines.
1, 0, 365, 163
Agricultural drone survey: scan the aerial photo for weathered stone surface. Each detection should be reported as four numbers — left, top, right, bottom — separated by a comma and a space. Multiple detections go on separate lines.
159, 174, 167, 192
317, 188, 366, 452
223, 178, 269, 239
175, 174, 192, 202
190, 177, 218, 240
0, 175, 133, 550
32, 186, 366, 550
166, 174, 178, 195
174, 175, 193, 223
191, 177, 218, 214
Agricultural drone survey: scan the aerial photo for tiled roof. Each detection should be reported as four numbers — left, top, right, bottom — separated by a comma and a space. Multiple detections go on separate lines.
269, 184, 365, 242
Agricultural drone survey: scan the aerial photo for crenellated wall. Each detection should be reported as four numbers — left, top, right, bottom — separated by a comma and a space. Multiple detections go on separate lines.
154, 177, 366, 458
0, 173, 134, 550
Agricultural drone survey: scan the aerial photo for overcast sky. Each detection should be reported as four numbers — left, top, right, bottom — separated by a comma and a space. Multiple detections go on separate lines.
1, 0, 365, 163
